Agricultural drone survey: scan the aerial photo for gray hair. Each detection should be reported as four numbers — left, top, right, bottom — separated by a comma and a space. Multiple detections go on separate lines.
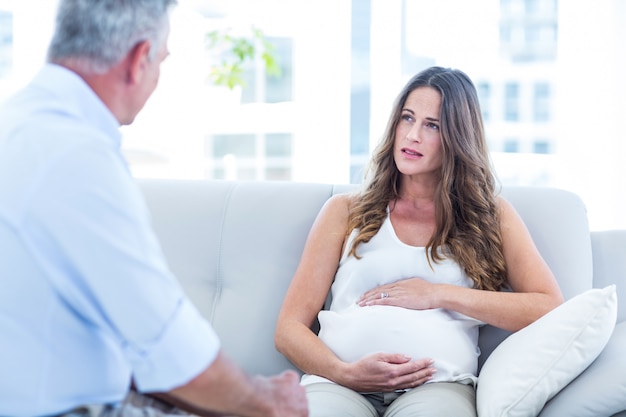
47, 0, 177, 74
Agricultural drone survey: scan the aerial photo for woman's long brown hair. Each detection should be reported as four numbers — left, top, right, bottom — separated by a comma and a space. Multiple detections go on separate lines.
348, 66, 507, 291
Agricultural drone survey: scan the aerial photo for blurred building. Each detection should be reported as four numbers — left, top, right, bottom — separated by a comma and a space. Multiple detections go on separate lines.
0, 0, 624, 229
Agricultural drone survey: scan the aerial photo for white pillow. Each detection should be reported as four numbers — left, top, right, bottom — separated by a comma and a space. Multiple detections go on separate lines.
476, 285, 618, 417
538, 321, 626, 417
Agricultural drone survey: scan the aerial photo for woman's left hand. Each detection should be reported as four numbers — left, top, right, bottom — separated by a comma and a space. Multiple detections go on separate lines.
357, 277, 439, 310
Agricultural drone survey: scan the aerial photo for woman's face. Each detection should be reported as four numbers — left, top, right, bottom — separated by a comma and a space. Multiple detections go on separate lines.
393, 86, 443, 180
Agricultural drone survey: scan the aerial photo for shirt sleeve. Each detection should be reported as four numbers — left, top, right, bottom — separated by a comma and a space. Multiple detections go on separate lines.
22, 136, 220, 391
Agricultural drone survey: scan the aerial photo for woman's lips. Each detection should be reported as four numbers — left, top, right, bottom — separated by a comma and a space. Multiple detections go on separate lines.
401, 148, 423, 158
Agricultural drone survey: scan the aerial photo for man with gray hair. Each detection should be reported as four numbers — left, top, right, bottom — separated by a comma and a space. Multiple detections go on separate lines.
0, 1, 308, 416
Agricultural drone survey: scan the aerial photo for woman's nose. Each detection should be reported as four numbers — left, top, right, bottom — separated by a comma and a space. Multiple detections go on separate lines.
406, 125, 421, 143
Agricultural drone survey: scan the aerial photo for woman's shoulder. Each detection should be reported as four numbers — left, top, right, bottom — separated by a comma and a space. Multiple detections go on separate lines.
494, 194, 517, 215
319, 192, 369, 230
314, 192, 355, 226
494, 194, 527, 231
325, 192, 359, 212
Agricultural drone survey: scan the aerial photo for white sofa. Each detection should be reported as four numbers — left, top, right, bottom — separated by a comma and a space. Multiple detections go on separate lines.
138, 179, 626, 416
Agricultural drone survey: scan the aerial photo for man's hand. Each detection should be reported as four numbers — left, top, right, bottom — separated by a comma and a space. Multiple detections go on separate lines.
166, 351, 309, 417
255, 370, 309, 417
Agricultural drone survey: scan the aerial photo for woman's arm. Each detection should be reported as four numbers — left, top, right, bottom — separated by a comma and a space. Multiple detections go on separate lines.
275, 194, 435, 391
359, 197, 564, 332
275, 194, 350, 379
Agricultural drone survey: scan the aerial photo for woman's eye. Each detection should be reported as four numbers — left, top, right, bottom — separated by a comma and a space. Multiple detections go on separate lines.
401, 114, 414, 122
426, 122, 439, 130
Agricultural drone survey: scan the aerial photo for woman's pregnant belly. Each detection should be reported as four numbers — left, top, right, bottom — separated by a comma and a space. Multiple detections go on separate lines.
317, 305, 481, 382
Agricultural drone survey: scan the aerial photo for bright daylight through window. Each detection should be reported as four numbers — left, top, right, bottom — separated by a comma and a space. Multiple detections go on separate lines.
0, 0, 624, 231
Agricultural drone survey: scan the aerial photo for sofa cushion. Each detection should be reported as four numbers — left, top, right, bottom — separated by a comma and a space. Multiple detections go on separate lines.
591, 230, 626, 322
476, 187, 596, 368
538, 321, 626, 417
476, 285, 617, 417
141, 179, 338, 376
499, 187, 593, 300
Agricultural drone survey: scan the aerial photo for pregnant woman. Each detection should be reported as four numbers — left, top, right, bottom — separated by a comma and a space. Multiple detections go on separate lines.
274, 66, 563, 417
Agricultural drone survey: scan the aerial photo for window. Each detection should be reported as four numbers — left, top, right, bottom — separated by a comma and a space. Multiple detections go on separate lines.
504, 83, 520, 122
499, 24, 512, 44
477, 82, 491, 121
265, 133, 292, 157
264, 38, 293, 104
205, 133, 293, 181
524, 0, 540, 14
349, 0, 372, 184
264, 133, 293, 180
1, 0, 625, 230
525, 24, 540, 44
208, 134, 256, 159
241, 37, 293, 104
503, 138, 520, 153
500, 0, 557, 62
533, 139, 550, 154
533, 82, 551, 122
0, 11, 12, 78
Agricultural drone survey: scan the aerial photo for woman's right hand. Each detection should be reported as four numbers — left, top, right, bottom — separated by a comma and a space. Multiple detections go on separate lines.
337, 353, 436, 393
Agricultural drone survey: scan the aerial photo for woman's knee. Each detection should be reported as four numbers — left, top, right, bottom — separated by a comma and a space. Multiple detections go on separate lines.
306, 383, 378, 417
384, 382, 476, 417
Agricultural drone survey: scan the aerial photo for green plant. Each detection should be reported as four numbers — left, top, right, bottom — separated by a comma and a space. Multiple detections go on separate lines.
205, 26, 281, 90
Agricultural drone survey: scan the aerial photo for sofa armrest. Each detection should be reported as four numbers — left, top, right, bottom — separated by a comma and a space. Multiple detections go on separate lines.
591, 230, 626, 323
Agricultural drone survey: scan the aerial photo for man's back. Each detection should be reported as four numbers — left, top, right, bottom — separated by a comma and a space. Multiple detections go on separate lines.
0, 64, 220, 417
0, 1, 308, 415
0, 64, 137, 415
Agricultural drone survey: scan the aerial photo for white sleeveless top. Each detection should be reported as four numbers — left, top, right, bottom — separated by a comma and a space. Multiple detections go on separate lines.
301, 211, 483, 387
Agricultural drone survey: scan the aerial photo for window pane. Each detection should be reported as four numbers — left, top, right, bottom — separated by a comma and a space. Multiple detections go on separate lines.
207, 134, 256, 158
533, 82, 551, 122
265, 133, 292, 157
240, 64, 256, 104
504, 83, 519, 121
0, 11, 12, 78
3, 0, 624, 230
477, 82, 491, 121
504, 138, 520, 153
265, 167, 291, 181
265, 37, 292, 103
533, 140, 550, 154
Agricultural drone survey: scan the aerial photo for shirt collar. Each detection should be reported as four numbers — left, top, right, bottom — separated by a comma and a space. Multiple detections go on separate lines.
31, 64, 122, 149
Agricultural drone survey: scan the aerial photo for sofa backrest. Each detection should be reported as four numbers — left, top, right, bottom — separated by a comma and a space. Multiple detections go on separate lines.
138, 179, 593, 376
